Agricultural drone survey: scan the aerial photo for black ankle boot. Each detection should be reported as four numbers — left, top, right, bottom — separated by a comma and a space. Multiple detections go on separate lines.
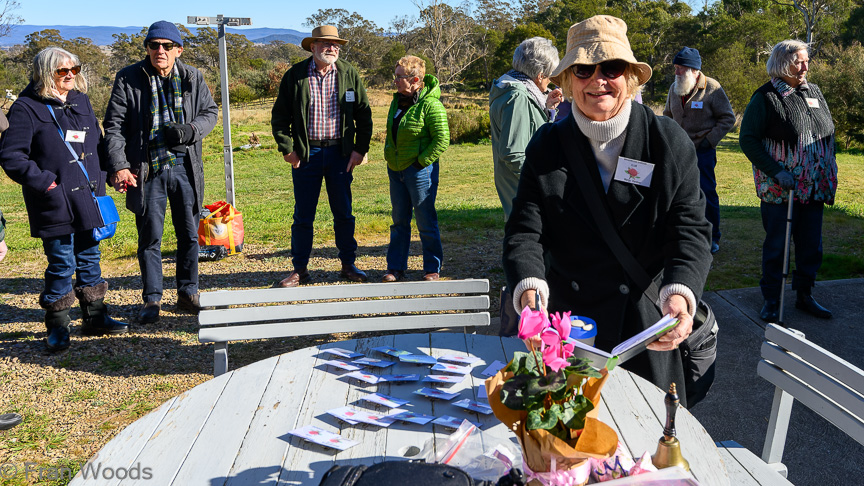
760, 300, 780, 322
795, 291, 832, 319
77, 283, 129, 336
42, 291, 76, 352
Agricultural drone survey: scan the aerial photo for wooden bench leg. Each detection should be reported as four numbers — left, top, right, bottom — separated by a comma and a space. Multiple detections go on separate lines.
214, 342, 228, 377
761, 386, 794, 477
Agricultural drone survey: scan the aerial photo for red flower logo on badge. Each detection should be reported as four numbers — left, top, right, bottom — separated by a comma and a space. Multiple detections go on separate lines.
626, 167, 639, 179
309, 430, 320, 435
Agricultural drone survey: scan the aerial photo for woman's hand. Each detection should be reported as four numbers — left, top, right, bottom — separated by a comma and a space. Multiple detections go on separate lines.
648, 294, 693, 351
519, 289, 545, 350
546, 88, 563, 111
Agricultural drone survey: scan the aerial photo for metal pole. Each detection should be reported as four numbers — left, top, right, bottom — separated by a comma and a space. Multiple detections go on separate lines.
217, 15, 236, 207
778, 189, 794, 326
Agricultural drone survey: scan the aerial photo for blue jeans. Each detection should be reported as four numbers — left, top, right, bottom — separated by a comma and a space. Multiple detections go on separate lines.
136, 161, 200, 303
697, 147, 721, 243
760, 200, 824, 300
387, 163, 442, 274
41, 231, 104, 304
290, 145, 357, 269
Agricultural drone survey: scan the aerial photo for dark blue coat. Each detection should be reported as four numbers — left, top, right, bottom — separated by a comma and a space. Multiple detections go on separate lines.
0, 84, 107, 238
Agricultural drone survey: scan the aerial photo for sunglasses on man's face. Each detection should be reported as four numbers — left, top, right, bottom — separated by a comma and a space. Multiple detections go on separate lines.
571, 60, 629, 80
147, 41, 178, 51
55, 65, 82, 76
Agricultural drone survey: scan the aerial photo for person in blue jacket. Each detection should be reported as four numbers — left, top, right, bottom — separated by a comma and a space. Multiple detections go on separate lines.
0, 47, 128, 352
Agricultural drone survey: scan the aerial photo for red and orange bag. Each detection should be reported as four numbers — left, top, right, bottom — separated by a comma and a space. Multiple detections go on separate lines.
198, 201, 244, 255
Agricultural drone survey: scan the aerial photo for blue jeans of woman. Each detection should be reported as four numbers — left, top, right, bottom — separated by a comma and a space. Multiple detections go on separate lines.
387, 162, 443, 274
760, 200, 824, 300
41, 231, 104, 305
290, 145, 357, 269
136, 160, 200, 303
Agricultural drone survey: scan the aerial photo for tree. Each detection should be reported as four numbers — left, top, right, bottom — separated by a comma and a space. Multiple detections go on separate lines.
490, 22, 555, 79
412, 0, 484, 86
109, 27, 148, 72
808, 42, 864, 148
0, 0, 22, 40
771, 0, 855, 46
184, 27, 254, 73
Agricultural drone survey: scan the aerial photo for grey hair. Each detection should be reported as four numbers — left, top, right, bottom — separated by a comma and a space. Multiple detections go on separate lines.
766, 40, 809, 79
32, 47, 87, 99
512, 37, 559, 79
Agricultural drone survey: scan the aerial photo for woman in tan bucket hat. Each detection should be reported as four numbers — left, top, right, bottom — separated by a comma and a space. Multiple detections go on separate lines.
502, 15, 715, 407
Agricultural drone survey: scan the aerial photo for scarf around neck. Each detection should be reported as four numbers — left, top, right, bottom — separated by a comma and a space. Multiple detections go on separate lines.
148, 63, 184, 178
506, 69, 547, 112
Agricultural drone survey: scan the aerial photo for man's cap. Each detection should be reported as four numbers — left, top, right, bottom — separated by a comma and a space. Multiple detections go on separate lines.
301, 25, 348, 52
673, 47, 701, 71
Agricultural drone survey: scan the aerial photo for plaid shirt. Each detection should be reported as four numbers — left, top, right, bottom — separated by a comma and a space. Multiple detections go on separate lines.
307, 60, 340, 140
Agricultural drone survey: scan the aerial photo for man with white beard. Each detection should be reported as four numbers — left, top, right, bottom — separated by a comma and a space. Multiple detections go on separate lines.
664, 47, 735, 254
271, 25, 373, 287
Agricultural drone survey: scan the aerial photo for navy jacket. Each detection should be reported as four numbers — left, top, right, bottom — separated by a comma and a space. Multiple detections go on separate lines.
103, 59, 218, 216
0, 84, 107, 238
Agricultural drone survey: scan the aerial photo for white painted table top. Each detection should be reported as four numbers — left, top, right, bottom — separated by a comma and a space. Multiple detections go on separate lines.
70, 333, 730, 486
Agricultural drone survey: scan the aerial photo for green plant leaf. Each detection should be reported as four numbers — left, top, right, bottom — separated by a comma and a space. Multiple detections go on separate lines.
562, 395, 594, 430
508, 351, 543, 376
565, 357, 604, 378
525, 371, 567, 396
526, 403, 562, 430
500, 374, 532, 410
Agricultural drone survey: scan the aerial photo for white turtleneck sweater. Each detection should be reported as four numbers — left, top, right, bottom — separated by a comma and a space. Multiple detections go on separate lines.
571, 100, 631, 192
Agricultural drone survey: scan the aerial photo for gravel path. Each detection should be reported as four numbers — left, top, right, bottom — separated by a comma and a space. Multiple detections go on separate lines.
0, 238, 504, 477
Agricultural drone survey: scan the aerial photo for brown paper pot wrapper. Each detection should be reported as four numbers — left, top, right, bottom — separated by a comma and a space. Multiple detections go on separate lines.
485, 368, 618, 485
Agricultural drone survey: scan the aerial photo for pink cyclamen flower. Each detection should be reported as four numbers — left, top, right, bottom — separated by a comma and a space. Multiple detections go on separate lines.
549, 312, 572, 343
518, 306, 549, 339
541, 336, 570, 372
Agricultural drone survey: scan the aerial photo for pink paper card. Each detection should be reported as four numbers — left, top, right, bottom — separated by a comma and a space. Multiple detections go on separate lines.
431, 363, 473, 375
452, 398, 493, 415
413, 387, 460, 400
325, 406, 362, 425
321, 348, 363, 359
322, 360, 361, 371
438, 355, 480, 365
288, 425, 359, 451
344, 371, 382, 384
360, 393, 410, 408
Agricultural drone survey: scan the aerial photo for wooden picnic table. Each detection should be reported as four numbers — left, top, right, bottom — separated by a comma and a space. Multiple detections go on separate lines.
70, 333, 733, 485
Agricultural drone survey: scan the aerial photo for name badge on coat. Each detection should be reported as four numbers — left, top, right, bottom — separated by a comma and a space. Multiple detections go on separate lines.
691, 101, 703, 109
345, 90, 356, 102
806, 98, 819, 108
65, 130, 86, 143
614, 157, 655, 187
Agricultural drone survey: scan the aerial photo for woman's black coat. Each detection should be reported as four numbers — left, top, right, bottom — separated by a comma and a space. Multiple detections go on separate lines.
503, 102, 712, 403
0, 84, 107, 238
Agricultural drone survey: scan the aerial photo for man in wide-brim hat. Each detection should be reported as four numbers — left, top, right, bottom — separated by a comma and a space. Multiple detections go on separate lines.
271, 25, 373, 288
504, 15, 714, 408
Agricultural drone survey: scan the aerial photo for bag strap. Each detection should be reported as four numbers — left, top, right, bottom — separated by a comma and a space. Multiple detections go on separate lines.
46, 104, 97, 199
556, 122, 661, 305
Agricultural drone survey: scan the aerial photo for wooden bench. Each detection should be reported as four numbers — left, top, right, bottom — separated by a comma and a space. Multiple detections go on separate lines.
198, 279, 490, 376
719, 323, 864, 483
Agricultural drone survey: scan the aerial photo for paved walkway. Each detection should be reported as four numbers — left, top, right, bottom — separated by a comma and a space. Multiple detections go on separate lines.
481, 278, 864, 485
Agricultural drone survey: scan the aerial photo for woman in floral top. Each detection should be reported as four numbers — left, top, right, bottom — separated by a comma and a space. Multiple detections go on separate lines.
740, 39, 837, 323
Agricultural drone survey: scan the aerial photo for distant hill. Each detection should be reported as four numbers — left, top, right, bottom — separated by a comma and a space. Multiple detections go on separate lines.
1, 25, 310, 47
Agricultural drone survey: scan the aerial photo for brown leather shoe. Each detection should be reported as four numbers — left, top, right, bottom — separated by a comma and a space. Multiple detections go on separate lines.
423, 272, 440, 281
340, 263, 368, 283
382, 270, 405, 282
274, 269, 311, 288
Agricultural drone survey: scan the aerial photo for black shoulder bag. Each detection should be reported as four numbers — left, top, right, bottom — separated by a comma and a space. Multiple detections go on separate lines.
557, 125, 717, 408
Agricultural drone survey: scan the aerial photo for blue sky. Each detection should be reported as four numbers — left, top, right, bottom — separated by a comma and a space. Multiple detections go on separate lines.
15, 0, 410, 31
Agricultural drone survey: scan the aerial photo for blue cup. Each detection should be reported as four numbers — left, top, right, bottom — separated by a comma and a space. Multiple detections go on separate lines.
570, 315, 597, 346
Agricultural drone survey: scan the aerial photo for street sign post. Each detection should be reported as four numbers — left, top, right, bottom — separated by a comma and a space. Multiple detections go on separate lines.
186, 15, 251, 207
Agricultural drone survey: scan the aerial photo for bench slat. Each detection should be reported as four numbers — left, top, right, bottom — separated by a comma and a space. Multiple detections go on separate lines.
199, 280, 490, 307
756, 360, 864, 446
715, 441, 792, 485
199, 295, 490, 326
761, 341, 864, 418
765, 324, 864, 393
199, 312, 491, 343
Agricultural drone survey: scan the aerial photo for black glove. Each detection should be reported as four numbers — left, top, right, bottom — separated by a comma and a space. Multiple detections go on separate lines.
775, 170, 795, 190
165, 122, 195, 146
697, 138, 712, 150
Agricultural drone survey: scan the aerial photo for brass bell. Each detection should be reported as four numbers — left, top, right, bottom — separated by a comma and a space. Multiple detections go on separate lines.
652, 383, 690, 471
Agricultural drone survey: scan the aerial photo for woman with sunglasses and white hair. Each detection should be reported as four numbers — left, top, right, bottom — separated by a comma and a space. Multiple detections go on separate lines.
0, 47, 128, 353
502, 16, 713, 407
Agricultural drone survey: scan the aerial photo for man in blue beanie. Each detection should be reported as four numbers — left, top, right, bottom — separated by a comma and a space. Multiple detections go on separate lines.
663, 47, 735, 254
103, 20, 218, 323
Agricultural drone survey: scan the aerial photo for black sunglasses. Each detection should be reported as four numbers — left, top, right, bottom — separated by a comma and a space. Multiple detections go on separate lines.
147, 41, 178, 51
571, 60, 628, 80
55, 65, 82, 76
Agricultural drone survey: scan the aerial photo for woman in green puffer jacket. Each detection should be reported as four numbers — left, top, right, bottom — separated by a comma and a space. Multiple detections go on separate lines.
381, 55, 450, 283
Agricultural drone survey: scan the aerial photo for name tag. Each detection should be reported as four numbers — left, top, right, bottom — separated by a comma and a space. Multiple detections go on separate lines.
690, 101, 703, 109
806, 98, 819, 108
614, 157, 655, 187
65, 130, 86, 143
345, 90, 356, 102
